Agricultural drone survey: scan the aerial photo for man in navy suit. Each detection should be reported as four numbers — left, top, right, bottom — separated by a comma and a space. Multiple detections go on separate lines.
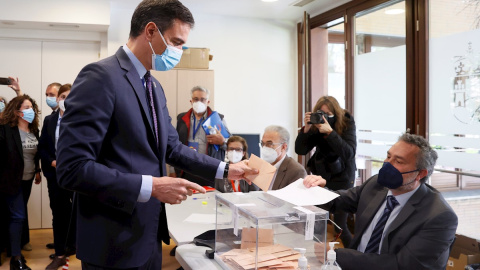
304, 133, 457, 269
56, 1, 256, 269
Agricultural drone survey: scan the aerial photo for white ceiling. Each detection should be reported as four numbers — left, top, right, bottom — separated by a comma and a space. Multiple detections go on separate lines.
0, 0, 351, 32
115, 0, 352, 22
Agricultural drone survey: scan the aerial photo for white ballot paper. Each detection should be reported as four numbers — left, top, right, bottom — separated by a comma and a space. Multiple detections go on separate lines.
267, 178, 339, 206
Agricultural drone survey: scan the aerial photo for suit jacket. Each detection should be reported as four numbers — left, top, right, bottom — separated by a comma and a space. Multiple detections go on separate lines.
38, 111, 59, 180
271, 156, 307, 190
175, 107, 229, 186
324, 176, 457, 270
0, 124, 40, 195
56, 47, 221, 268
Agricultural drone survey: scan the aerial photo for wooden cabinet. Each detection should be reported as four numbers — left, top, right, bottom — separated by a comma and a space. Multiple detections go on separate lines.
152, 69, 214, 127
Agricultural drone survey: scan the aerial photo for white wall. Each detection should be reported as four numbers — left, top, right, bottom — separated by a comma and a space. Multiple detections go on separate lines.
1, 0, 110, 27
2, 1, 300, 158
109, 5, 299, 156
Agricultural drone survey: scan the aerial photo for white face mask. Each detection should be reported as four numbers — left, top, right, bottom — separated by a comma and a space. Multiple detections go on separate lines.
192, 101, 207, 114
261, 145, 281, 164
227, 150, 243, 164
59, 100, 66, 112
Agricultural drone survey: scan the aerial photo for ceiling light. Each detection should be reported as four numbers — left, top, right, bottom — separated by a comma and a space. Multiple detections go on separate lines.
385, 8, 405, 15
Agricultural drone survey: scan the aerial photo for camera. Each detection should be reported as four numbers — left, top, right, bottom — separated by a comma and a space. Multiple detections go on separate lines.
0, 77, 12, 85
309, 110, 328, 124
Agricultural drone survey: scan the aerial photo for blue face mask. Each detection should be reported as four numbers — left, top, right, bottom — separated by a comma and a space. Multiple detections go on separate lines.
0, 101, 5, 112
46, 97, 58, 108
20, 108, 35, 124
377, 162, 419, 189
148, 27, 183, 71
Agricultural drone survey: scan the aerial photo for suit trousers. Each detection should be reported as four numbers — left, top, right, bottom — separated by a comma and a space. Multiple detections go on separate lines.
47, 175, 74, 255
81, 240, 162, 270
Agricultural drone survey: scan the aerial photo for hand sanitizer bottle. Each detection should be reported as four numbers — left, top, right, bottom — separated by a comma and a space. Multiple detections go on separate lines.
320, 242, 342, 270
294, 248, 308, 270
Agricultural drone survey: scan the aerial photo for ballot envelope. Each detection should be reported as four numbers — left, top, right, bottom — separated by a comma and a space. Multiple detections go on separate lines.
214, 192, 328, 270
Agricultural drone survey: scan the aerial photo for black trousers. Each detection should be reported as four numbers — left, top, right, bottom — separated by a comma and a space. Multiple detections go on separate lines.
20, 179, 33, 246
81, 240, 162, 270
46, 175, 75, 256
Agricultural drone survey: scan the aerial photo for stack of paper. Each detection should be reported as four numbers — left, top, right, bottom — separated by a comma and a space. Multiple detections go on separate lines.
219, 244, 301, 270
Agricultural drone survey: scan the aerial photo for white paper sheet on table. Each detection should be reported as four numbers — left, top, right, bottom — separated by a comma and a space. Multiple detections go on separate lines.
267, 178, 339, 206
184, 213, 216, 224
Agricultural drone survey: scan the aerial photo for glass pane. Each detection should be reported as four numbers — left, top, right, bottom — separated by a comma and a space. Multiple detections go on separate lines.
429, 0, 480, 240
354, 0, 406, 174
311, 19, 345, 109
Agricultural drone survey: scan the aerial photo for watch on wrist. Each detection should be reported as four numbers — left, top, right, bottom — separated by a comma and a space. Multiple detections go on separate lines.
223, 162, 230, 179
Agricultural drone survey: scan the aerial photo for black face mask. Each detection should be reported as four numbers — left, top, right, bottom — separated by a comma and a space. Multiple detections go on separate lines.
377, 162, 419, 189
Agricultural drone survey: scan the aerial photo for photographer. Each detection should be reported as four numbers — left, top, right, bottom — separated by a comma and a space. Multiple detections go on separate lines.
295, 95, 356, 248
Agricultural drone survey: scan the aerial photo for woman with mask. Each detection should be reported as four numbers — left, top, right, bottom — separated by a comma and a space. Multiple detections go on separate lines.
216, 136, 253, 193
39, 83, 75, 269
0, 96, 7, 114
295, 95, 356, 248
0, 95, 41, 270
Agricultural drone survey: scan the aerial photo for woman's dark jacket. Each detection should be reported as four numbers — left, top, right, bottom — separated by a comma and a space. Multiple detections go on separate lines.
0, 124, 40, 195
295, 112, 356, 190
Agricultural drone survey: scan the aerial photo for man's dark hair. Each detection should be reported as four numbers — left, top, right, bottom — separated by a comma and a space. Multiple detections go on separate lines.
129, 0, 195, 38
398, 133, 438, 183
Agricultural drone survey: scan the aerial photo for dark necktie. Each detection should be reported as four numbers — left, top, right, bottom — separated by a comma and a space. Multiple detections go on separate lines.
365, 195, 399, 253
144, 71, 159, 146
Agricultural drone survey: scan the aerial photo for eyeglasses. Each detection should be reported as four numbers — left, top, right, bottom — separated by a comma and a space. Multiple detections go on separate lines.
259, 141, 283, 148
227, 147, 243, 152
192, 97, 208, 103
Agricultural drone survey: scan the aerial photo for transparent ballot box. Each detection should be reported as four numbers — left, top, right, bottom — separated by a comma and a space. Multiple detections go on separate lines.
214, 192, 328, 270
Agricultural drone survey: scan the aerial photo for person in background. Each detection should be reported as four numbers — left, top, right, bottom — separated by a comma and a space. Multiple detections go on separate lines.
0, 95, 41, 270
41, 82, 62, 252
217, 135, 254, 193
44, 83, 61, 114
0, 96, 7, 113
303, 133, 457, 270
259, 125, 307, 190
175, 85, 231, 186
39, 84, 75, 269
295, 95, 356, 248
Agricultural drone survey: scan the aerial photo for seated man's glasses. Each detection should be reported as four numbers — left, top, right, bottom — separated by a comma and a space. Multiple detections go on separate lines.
227, 147, 243, 152
259, 141, 282, 148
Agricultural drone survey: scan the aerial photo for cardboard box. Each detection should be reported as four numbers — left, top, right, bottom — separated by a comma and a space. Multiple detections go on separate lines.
447, 234, 480, 270
175, 48, 211, 69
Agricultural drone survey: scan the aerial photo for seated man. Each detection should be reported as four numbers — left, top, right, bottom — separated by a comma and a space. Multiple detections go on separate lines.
304, 133, 457, 270
259, 125, 306, 190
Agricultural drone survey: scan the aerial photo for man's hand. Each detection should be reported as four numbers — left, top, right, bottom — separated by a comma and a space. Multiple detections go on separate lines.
51, 160, 57, 168
151, 177, 206, 204
8, 76, 23, 96
303, 175, 327, 188
228, 160, 258, 183
206, 133, 225, 145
